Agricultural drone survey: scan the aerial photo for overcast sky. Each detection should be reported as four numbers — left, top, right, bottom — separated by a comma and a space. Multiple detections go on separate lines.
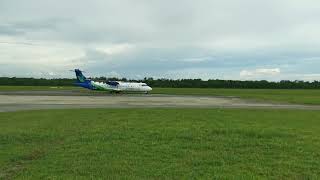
0, 0, 320, 81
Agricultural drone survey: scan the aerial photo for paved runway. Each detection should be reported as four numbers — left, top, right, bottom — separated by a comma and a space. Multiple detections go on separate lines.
1, 90, 320, 112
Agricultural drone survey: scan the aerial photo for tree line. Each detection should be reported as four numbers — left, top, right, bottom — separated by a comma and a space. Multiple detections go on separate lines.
0, 77, 320, 89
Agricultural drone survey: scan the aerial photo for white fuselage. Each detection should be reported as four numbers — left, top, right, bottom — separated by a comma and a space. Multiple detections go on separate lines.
90, 81, 152, 92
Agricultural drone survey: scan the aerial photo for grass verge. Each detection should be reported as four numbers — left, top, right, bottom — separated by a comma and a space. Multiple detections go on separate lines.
0, 108, 319, 179
152, 88, 320, 105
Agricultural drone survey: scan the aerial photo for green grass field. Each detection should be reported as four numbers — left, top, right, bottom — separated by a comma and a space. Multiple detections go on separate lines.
153, 88, 320, 105
1, 86, 320, 105
1, 108, 320, 179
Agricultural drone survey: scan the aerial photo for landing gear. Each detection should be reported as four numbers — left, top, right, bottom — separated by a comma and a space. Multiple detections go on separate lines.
110, 90, 121, 94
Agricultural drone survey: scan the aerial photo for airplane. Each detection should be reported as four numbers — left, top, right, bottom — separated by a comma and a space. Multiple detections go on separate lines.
74, 69, 152, 93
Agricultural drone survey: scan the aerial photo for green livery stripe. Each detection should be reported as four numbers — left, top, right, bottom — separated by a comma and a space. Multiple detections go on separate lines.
92, 83, 113, 91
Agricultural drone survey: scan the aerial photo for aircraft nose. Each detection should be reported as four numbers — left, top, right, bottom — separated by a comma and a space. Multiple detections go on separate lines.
149, 87, 152, 91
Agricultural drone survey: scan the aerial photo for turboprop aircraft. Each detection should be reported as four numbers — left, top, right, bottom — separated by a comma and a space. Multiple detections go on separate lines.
74, 69, 152, 93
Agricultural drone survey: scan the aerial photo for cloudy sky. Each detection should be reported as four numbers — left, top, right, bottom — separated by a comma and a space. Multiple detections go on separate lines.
0, 0, 320, 81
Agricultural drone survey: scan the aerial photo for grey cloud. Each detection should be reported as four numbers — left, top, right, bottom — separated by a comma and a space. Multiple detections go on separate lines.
74, 44, 320, 80
0, 24, 25, 35
0, 0, 320, 80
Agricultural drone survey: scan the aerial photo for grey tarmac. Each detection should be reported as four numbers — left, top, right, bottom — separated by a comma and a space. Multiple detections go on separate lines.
1, 91, 320, 112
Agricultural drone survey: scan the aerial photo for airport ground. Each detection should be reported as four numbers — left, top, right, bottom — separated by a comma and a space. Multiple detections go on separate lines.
0, 86, 320, 179
1, 85, 320, 105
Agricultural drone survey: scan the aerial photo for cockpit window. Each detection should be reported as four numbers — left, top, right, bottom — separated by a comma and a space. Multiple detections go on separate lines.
141, 84, 148, 86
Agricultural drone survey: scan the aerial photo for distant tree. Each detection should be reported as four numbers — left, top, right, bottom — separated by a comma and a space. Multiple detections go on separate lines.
1, 76, 320, 89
